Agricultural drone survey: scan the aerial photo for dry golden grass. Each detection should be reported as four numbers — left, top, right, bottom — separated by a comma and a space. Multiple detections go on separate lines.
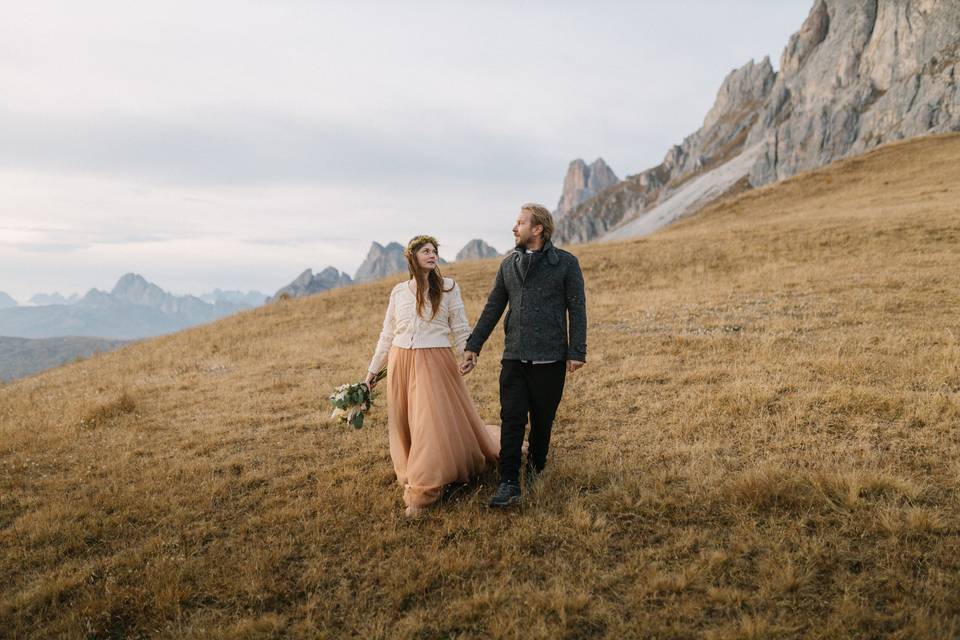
2, 133, 960, 638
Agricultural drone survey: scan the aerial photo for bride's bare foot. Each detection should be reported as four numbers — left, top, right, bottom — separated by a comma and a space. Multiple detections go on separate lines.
404, 504, 426, 518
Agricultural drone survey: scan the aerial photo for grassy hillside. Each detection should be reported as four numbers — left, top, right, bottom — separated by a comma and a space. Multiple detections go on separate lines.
2, 133, 959, 639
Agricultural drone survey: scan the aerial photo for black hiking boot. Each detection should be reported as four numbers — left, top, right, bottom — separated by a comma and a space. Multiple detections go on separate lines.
488, 481, 522, 508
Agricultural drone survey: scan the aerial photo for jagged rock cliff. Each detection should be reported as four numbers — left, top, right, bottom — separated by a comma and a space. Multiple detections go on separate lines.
557, 0, 960, 243
556, 57, 776, 243
353, 242, 408, 283
554, 158, 619, 220
455, 239, 500, 262
747, 0, 960, 185
271, 267, 352, 301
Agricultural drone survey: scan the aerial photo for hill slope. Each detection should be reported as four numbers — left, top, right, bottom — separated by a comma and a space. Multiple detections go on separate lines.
2, 134, 959, 638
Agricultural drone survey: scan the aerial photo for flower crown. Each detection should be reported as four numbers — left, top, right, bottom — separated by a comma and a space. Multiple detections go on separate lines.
404, 234, 440, 258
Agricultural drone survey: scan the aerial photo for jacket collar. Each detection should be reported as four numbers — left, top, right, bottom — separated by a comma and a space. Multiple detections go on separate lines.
512, 240, 559, 282
513, 240, 560, 267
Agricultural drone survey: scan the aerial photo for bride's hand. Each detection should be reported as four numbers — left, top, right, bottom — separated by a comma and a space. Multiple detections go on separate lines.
364, 371, 377, 389
460, 351, 478, 375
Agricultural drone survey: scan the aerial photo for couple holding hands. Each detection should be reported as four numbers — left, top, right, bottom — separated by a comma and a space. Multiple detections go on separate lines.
365, 203, 587, 517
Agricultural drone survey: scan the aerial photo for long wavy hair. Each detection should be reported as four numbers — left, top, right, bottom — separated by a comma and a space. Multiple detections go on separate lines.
405, 235, 454, 320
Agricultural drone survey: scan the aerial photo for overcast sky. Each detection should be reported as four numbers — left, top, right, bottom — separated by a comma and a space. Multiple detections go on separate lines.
0, 1, 812, 302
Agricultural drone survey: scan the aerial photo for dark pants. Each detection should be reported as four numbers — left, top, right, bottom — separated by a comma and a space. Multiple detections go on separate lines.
498, 360, 567, 483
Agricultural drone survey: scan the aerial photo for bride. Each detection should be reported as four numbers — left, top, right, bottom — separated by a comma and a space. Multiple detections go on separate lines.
365, 234, 500, 517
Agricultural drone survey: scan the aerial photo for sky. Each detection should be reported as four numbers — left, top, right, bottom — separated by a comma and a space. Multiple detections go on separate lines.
0, 1, 813, 302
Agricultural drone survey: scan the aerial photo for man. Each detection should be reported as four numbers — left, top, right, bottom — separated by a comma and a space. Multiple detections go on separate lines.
461, 203, 587, 507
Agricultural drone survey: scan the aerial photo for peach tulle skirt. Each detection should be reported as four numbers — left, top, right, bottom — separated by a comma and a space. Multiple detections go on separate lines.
386, 346, 500, 507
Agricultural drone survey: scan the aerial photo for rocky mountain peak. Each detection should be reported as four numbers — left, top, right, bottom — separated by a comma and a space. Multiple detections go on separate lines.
271, 266, 352, 301
111, 273, 169, 308
291, 269, 315, 288
0, 292, 18, 309
701, 57, 776, 132
554, 158, 619, 220
314, 267, 353, 290
747, 0, 960, 185
354, 241, 408, 283
455, 239, 500, 262
554, 0, 960, 245
780, 0, 831, 76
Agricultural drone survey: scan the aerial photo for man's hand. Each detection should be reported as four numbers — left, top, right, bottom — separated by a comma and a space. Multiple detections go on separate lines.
566, 360, 585, 373
460, 351, 478, 375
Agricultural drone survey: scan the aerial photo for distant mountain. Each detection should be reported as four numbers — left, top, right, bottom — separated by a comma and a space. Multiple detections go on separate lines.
0, 273, 248, 339
29, 292, 81, 306
271, 267, 353, 301
553, 158, 619, 220
199, 289, 268, 307
0, 336, 130, 382
455, 239, 501, 262
555, 0, 960, 243
354, 242, 408, 283
0, 292, 17, 309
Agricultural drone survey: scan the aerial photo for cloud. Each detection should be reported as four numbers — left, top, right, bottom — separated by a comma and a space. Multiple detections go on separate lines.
0, 1, 814, 302
0, 224, 185, 252
0, 108, 560, 188
242, 235, 358, 248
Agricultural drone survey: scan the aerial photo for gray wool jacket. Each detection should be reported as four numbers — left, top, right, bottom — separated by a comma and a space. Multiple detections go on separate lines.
465, 240, 587, 362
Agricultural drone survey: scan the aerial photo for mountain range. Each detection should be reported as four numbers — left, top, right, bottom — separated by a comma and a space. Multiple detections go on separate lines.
270, 238, 501, 301
270, 267, 354, 301
273, 0, 960, 301
0, 274, 254, 340
8, 0, 959, 376
554, 0, 960, 243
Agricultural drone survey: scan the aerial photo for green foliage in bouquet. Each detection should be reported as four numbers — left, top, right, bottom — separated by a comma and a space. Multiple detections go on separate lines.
329, 367, 386, 428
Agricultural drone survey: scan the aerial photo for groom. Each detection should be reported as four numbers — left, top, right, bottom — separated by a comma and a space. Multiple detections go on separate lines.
462, 203, 587, 507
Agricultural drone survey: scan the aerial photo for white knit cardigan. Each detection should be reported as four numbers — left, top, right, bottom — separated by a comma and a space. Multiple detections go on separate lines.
367, 278, 471, 374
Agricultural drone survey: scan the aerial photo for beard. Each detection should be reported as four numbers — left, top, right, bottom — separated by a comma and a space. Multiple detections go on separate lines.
514, 237, 527, 251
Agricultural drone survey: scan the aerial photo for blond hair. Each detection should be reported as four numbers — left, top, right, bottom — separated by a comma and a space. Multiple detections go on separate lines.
521, 203, 554, 242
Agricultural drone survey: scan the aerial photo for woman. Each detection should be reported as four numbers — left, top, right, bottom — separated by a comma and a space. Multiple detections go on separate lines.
365, 235, 500, 517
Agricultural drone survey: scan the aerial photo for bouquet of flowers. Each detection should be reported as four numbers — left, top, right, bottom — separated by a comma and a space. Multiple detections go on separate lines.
329, 367, 386, 428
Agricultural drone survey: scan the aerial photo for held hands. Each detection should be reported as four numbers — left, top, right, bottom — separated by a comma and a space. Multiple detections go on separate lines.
460, 351, 478, 375
460, 354, 582, 374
